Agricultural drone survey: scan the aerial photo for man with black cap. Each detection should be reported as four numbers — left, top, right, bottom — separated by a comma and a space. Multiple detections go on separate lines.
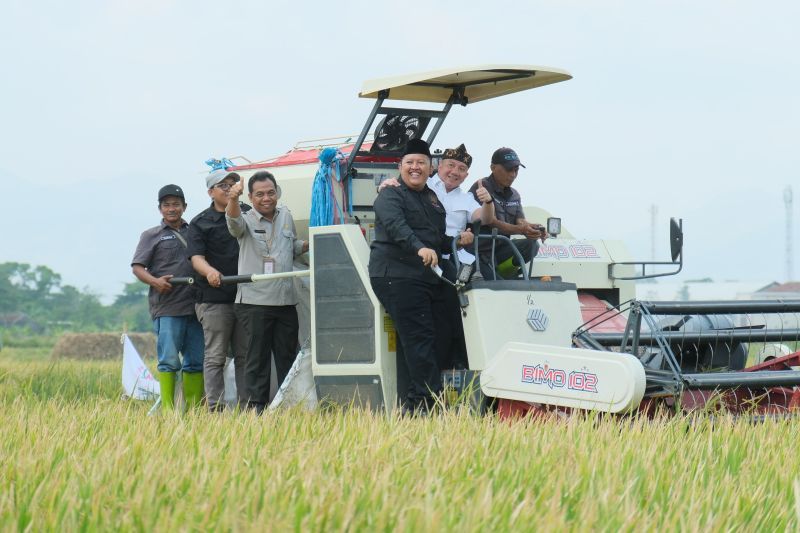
186, 169, 250, 411
468, 147, 546, 280
381, 143, 495, 261
369, 139, 474, 414
131, 184, 204, 411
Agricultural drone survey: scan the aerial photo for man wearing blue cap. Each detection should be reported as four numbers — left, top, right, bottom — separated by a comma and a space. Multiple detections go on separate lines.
131, 184, 205, 411
468, 147, 546, 279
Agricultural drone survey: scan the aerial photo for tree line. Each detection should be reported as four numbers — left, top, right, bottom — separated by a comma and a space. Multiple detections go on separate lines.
0, 262, 150, 336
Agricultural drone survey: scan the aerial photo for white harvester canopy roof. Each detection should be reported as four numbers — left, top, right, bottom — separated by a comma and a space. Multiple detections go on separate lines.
359, 64, 572, 104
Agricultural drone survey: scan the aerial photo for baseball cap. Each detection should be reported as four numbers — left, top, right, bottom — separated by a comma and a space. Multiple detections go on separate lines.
158, 184, 185, 202
206, 169, 241, 189
491, 147, 526, 169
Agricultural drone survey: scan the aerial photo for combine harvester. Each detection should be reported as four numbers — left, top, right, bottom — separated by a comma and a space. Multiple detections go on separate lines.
193, 65, 800, 418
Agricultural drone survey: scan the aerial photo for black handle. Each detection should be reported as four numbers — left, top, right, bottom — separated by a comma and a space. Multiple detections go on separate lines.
220, 274, 255, 285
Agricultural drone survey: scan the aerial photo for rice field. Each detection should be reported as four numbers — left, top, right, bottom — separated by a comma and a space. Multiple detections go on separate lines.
1, 347, 800, 531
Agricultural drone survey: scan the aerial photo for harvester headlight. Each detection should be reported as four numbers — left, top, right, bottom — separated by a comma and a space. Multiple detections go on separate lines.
546, 217, 561, 237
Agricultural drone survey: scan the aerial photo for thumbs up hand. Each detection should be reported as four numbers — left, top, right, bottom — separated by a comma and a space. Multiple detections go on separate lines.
228, 181, 244, 199
475, 179, 492, 205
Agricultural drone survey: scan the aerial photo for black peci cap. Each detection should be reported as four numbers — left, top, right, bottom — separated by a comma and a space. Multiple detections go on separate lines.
401, 138, 432, 158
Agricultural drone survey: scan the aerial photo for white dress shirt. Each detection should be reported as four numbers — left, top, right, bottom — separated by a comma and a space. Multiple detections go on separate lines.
428, 174, 480, 264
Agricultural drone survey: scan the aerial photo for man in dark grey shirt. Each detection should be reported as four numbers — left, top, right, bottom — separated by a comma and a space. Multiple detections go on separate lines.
131, 184, 204, 411
468, 147, 546, 280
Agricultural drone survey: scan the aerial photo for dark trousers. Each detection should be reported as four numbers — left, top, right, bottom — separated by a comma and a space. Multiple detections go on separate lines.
440, 283, 468, 369
437, 257, 468, 370
371, 277, 447, 409
478, 238, 539, 280
234, 303, 299, 409
195, 302, 248, 409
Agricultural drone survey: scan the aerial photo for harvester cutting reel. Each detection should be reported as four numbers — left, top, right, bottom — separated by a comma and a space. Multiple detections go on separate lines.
575, 299, 800, 416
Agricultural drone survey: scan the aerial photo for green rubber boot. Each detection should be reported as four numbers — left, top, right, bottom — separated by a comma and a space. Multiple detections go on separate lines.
183, 372, 205, 409
495, 256, 519, 279
158, 371, 176, 411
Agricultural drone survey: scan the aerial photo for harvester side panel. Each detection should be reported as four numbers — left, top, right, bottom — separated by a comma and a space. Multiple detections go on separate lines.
312, 233, 375, 364
461, 280, 583, 370
309, 225, 398, 413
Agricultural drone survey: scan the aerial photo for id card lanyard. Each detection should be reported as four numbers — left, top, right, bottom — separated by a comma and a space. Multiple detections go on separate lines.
263, 215, 278, 275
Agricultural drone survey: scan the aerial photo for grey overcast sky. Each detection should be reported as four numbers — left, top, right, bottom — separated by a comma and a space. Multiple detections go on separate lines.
1, 0, 798, 301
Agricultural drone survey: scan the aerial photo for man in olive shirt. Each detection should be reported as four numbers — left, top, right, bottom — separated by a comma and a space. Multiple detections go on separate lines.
226, 171, 308, 413
187, 169, 250, 411
131, 184, 204, 411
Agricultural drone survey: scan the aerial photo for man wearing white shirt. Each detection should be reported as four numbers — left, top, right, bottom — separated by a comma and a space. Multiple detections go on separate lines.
428, 144, 494, 368
427, 144, 494, 267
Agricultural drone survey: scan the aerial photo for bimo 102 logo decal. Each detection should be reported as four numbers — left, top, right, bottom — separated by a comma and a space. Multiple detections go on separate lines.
521, 364, 598, 393
537, 244, 601, 260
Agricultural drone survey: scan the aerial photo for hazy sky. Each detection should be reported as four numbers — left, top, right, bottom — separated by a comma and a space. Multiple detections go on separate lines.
1, 0, 798, 302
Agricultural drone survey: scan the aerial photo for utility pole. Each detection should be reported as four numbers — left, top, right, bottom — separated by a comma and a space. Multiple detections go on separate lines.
785, 186, 794, 282
650, 204, 658, 262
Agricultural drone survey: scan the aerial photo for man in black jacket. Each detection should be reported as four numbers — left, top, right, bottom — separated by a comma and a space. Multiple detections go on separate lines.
186, 169, 250, 411
369, 139, 473, 414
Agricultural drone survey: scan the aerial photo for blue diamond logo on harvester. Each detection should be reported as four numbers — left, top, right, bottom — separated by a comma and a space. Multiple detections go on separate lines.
527, 307, 550, 331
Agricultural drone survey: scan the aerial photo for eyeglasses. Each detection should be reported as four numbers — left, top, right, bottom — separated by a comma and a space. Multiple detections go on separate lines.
214, 182, 234, 191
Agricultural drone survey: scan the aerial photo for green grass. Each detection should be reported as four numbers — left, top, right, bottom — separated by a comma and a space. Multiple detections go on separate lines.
1, 346, 800, 531
0, 347, 123, 403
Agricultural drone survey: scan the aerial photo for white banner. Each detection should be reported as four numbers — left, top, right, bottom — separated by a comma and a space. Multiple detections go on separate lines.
269, 345, 317, 411
121, 334, 160, 400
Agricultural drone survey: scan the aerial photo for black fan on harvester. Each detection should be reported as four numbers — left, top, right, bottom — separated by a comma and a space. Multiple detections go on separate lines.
371, 115, 430, 153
